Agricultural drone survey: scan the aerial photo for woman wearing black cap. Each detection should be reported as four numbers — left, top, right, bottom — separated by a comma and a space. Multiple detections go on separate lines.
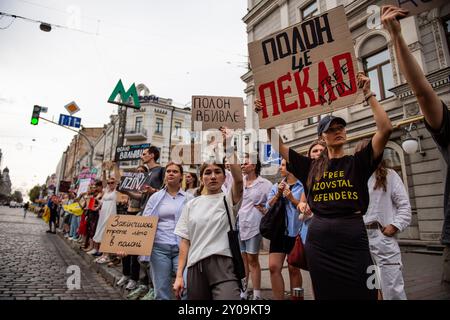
255, 72, 393, 300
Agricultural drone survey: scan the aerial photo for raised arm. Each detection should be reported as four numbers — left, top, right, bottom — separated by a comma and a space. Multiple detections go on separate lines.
382, 5, 442, 129
357, 72, 393, 159
254, 100, 289, 161
220, 127, 243, 206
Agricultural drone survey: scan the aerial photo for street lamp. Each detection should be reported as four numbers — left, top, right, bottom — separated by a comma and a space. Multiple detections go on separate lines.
401, 123, 425, 156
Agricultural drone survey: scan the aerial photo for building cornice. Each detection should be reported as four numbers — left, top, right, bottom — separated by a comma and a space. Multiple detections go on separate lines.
389, 67, 450, 99
243, 0, 280, 32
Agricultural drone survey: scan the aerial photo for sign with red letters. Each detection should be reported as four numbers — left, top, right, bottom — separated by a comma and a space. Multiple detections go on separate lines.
249, 6, 364, 129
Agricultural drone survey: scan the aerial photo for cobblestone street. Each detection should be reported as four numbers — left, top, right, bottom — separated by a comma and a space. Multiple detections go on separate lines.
0, 206, 123, 300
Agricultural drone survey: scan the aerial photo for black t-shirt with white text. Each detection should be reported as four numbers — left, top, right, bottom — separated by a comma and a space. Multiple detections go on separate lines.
288, 141, 381, 216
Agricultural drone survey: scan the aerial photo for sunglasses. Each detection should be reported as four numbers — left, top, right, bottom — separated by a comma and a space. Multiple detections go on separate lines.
107, 182, 115, 185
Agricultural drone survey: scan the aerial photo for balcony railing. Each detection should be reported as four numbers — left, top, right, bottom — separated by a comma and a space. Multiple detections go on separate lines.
125, 128, 147, 140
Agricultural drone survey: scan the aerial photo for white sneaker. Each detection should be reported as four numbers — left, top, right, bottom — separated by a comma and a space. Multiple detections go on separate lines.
117, 275, 130, 287
87, 249, 98, 255
125, 279, 137, 290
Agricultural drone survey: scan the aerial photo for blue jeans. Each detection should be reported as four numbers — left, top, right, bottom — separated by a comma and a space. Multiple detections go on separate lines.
149, 243, 179, 300
69, 215, 80, 238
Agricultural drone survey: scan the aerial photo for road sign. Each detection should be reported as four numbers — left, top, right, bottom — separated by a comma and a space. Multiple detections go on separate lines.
40, 107, 48, 113
58, 114, 81, 128
64, 101, 80, 115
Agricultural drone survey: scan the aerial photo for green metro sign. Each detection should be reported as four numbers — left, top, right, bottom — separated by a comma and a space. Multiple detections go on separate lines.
108, 79, 141, 109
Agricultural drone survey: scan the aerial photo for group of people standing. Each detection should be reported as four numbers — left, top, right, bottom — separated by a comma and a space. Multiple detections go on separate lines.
41, 5, 450, 300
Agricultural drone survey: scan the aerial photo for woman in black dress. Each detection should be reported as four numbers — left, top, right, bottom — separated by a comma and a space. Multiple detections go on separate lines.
256, 72, 392, 299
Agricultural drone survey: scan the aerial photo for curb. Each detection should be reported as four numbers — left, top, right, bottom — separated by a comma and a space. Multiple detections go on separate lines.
57, 232, 127, 298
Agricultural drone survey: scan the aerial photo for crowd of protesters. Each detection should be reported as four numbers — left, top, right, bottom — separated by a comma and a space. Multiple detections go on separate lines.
29, 6, 450, 300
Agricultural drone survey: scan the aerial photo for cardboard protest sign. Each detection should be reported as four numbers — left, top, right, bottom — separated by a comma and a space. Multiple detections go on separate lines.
384, 0, 446, 16
99, 215, 158, 256
191, 96, 245, 131
249, 6, 364, 129
117, 172, 149, 193
115, 143, 150, 162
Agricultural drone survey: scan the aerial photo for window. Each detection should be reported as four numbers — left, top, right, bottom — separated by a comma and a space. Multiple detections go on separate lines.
307, 115, 321, 126
155, 118, 163, 134
174, 122, 182, 137
444, 15, 450, 53
301, 1, 318, 20
135, 116, 142, 132
363, 48, 394, 100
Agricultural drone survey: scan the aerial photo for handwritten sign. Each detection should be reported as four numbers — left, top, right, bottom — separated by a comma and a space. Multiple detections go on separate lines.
117, 172, 149, 193
77, 178, 91, 197
384, 0, 446, 16
191, 96, 245, 131
115, 143, 150, 162
249, 6, 363, 129
99, 215, 158, 256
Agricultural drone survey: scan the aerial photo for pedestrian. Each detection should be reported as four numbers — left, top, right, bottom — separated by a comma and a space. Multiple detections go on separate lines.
173, 127, 244, 300
140, 146, 166, 208
297, 140, 327, 244
266, 159, 304, 300
23, 201, 29, 218
381, 4, 450, 283
83, 182, 103, 253
115, 165, 148, 291
238, 152, 272, 300
355, 139, 411, 300
255, 71, 393, 299
46, 195, 59, 234
141, 162, 194, 300
90, 177, 117, 263
184, 172, 199, 195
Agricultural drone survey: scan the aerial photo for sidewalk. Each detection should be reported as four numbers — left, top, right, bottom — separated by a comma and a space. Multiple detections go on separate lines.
59, 232, 449, 300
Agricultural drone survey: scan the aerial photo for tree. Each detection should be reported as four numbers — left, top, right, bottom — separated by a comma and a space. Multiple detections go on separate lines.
28, 185, 41, 203
11, 190, 23, 203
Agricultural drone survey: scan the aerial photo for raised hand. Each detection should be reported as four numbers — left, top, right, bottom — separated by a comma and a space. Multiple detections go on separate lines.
356, 72, 371, 95
381, 5, 408, 37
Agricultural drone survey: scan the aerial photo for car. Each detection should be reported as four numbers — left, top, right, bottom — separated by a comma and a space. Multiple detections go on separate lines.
9, 201, 21, 208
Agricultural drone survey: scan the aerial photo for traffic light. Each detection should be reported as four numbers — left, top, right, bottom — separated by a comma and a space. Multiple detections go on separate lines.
31, 105, 41, 125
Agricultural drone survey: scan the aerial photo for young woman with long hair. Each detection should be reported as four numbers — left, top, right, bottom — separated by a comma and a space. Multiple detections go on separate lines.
255, 72, 393, 299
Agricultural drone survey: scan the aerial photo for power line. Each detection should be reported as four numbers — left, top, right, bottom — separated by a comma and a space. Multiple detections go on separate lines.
0, 11, 98, 35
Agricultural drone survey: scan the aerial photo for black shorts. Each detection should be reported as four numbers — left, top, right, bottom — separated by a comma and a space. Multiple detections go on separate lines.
269, 234, 296, 254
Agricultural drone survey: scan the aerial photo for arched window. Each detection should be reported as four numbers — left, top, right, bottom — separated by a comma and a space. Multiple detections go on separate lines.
360, 35, 394, 100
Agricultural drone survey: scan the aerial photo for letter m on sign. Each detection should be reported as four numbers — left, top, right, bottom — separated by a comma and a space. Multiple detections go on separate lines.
108, 79, 141, 109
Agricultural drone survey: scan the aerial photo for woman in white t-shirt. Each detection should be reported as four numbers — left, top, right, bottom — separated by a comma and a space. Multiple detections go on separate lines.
173, 127, 244, 300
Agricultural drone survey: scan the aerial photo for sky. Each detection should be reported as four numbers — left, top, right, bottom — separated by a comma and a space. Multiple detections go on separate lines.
0, 0, 248, 196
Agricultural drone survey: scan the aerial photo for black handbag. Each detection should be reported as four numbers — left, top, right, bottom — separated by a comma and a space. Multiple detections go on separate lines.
223, 196, 247, 291
259, 196, 286, 240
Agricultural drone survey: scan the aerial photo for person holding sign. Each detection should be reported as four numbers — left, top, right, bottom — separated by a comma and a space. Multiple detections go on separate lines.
255, 72, 393, 299
92, 177, 118, 264
381, 4, 450, 283
141, 162, 194, 300
173, 127, 244, 300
